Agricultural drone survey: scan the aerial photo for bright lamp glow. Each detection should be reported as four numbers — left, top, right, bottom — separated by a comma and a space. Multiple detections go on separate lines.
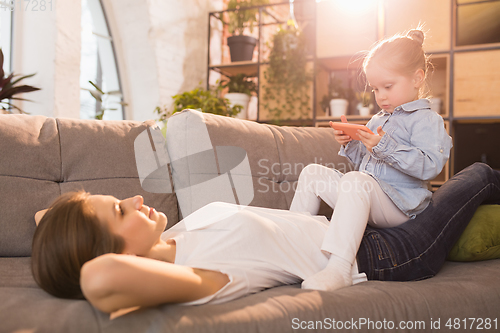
339, 0, 377, 14
321, 0, 378, 15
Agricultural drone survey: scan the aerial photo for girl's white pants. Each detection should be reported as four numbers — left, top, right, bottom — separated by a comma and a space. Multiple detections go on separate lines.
290, 164, 408, 264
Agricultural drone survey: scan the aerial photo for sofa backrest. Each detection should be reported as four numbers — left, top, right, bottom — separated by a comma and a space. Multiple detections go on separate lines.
1, 112, 351, 257
0, 115, 179, 257
166, 110, 350, 218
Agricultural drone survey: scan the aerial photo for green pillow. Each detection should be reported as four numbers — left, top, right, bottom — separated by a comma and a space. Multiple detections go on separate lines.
448, 205, 500, 261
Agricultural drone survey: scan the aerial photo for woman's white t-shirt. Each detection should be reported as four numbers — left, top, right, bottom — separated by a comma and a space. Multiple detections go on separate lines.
161, 202, 366, 305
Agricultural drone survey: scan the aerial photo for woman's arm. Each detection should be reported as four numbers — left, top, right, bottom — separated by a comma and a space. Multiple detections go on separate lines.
80, 253, 229, 313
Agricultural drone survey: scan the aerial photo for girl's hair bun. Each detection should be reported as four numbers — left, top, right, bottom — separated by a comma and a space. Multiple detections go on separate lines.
407, 29, 425, 46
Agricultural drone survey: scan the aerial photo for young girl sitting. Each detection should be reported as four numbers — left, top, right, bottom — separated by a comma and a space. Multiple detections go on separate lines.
290, 29, 453, 291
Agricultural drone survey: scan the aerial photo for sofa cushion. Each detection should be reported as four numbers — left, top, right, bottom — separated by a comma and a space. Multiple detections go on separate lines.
0, 115, 61, 256
0, 257, 37, 288
0, 115, 60, 180
0, 115, 179, 256
166, 110, 348, 218
2, 260, 495, 333
56, 118, 179, 229
448, 204, 500, 261
0, 287, 100, 333
166, 110, 259, 218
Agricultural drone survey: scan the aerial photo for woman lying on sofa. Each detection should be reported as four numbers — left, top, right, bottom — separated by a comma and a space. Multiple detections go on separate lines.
32, 163, 500, 314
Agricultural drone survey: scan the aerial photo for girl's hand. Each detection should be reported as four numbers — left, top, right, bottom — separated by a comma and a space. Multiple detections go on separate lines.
358, 126, 385, 152
329, 121, 352, 146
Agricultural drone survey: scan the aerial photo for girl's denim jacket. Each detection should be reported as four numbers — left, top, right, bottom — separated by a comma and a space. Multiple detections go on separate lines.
339, 99, 452, 218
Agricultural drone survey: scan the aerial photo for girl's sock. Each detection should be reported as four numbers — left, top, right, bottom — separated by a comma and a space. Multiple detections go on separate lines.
301, 255, 352, 291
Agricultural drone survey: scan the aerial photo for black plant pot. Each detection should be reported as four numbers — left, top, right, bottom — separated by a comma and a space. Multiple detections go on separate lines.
227, 35, 257, 62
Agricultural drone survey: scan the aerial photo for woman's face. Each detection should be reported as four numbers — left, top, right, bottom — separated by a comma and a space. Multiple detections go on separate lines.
88, 195, 168, 256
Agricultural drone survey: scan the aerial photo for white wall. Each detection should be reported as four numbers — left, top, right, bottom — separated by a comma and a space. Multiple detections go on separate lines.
11, 0, 81, 118
104, 0, 159, 121
105, 0, 223, 121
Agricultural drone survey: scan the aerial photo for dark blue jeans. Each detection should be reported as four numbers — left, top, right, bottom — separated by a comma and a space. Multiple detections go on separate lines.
357, 163, 500, 281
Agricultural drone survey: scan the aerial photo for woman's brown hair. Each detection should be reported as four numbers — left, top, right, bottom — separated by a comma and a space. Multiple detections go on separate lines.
31, 191, 125, 299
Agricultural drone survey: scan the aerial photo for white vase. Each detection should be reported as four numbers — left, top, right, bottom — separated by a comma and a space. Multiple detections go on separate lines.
246, 96, 258, 121
225, 93, 251, 119
329, 99, 348, 117
359, 106, 370, 116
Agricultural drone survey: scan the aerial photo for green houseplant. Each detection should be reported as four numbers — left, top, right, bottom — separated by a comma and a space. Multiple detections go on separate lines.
355, 91, 373, 116
225, 0, 268, 62
82, 81, 127, 120
219, 73, 257, 119
155, 83, 242, 122
261, 25, 312, 122
0, 48, 40, 114
219, 73, 257, 96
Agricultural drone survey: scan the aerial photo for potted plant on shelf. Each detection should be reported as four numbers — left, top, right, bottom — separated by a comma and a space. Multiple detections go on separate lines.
219, 73, 257, 119
320, 76, 351, 117
226, 0, 268, 62
356, 91, 373, 116
154, 83, 242, 122
261, 25, 312, 123
0, 48, 40, 114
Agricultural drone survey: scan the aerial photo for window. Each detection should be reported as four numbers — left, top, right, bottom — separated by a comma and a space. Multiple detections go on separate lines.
456, 0, 500, 47
0, 2, 13, 74
80, 0, 124, 120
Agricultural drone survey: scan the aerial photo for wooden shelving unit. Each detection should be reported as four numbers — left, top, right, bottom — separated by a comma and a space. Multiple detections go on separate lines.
209, 61, 259, 77
208, 0, 316, 123
208, 0, 500, 183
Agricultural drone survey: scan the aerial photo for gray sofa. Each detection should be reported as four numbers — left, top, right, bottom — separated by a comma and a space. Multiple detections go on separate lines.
1, 110, 499, 333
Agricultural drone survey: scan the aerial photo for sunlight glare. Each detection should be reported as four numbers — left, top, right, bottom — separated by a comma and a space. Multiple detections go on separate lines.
329, 0, 378, 16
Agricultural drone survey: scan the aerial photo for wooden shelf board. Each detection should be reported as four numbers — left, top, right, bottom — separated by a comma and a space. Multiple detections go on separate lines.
210, 61, 259, 77
317, 56, 364, 72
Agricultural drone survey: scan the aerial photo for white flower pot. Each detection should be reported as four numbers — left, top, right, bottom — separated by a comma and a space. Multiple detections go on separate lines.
225, 93, 251, 119
359, 106, 371, 116
329, 99, 348, 117
246, 96, 258, 121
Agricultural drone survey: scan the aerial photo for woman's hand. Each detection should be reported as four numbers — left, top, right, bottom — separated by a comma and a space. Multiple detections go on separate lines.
35, 209, 48, 226
358, 126, 385, 152
329, 121, 352, 146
